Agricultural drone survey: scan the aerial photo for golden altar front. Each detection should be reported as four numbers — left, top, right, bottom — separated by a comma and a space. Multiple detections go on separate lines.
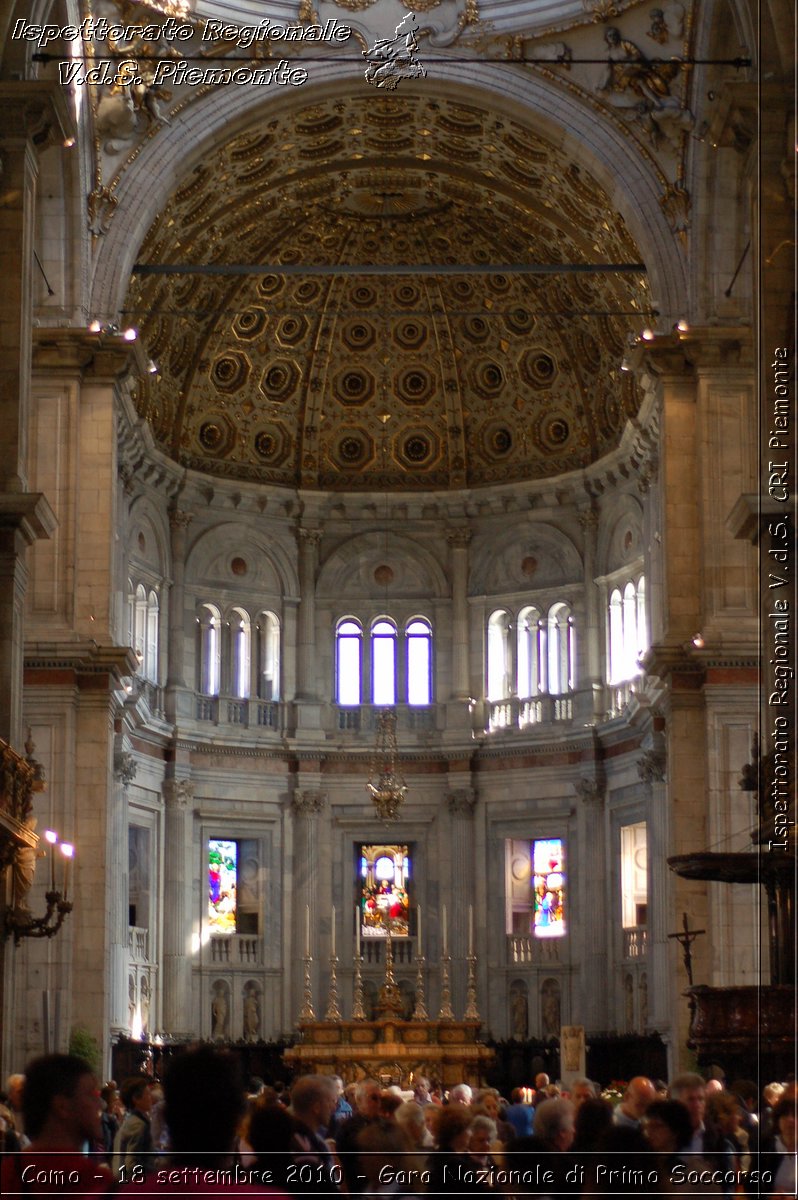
283, 1018, 494, 1088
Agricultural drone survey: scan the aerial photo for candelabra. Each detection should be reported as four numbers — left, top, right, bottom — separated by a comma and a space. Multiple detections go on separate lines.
438, 954, 455, 1020
297, 955, 315, 1022
463, 954, 479, 1020
411, 954, 428, 1020
324, 955, 342, 1021
3, 828, 75, 945
4, 892, 73, 945
351, 954, 367, 1020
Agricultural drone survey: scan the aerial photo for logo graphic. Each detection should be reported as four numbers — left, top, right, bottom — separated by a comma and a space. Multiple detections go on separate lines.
363, 12, 426, 90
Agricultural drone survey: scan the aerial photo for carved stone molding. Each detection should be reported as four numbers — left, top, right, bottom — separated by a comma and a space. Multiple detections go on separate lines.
573, 777, 605, 806
114, 751, 137, 787
298, 528, 322, 548
637, 750, 666, 784
292, 789, 327, 815
162, 779, 194, 808
447, 788, 476, 816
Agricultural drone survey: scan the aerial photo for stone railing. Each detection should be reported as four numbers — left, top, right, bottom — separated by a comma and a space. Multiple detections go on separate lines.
622, 926, 648, 959
210, 935, 260, 965
508, 934, 564, 964
335, 706, 436, 735
195, 696, 282, 732
128, 925, 150, 963
489, 695, 574, 732
360, 937, 416, 966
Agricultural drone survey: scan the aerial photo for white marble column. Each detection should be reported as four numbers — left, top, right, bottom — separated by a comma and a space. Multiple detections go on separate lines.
573, 777, 608, 1029
290, 789, 327, 1016
447, 787, 476, 1014
577, 508, 603, 718
165, 510, 193, 720
638, 749, 670, 1033
295, 529, 321, 701
447, 530, 471, 701
161, 779, 194, 1038
109, 752, 135, 1034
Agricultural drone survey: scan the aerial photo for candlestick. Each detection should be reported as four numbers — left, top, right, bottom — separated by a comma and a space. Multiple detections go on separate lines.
61, 843, 74, 902
324, 954, 342, 1022
45, 831, 57, 892
351, 954, 366, 1020
464, 953, 479, 1020
417, 904, 422, 957
331, 905, 335, 957
411, 954, 428, 1021
297, 954, 315, 1023
355, 903, 361, 959
442, 904, 447, 955
438, 954, 454, 1020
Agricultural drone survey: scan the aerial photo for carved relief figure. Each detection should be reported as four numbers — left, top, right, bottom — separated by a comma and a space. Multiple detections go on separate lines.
212, 983, 229, 1039
596, 26, 693, 149
140, 976, 150, 1035
510, 980, 529, 1039
243, 984, 261, 1042
540, 978, 561, 1039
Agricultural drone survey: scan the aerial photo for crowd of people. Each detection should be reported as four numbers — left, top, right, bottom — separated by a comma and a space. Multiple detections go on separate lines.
0, 1051, 794, 1197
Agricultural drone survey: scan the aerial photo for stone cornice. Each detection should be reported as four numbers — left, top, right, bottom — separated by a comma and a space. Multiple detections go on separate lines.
0, 493, 56, 545
0, 82, 75, 150
33, 327, 147, 382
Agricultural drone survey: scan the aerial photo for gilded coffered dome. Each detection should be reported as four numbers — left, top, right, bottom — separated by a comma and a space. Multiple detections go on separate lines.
127, 93, 650, 489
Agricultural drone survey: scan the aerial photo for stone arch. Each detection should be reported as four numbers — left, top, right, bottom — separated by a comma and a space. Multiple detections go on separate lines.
185, 522, 296, 596
89, 71, 686, 324
127, 495, 171, 578
597, 496, 645, 576
471, 522, 583, 594
318, 531, 448, 601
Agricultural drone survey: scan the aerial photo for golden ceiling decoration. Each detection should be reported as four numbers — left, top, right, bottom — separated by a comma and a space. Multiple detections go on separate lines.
127, 94, 649, 490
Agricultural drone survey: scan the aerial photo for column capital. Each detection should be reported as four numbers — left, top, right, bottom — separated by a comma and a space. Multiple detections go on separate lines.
162, 779, 194, 808
169, 508, 194, 532
573, 776, 605, 806
637, 749, 666, 784
0, 82, 75, 152
297, 527, 322, 548
577, 507, 600, 533
447, 787, 476, 816
292, 788, 327, 815
114, 750, 137, 788
446, 528, 472, 549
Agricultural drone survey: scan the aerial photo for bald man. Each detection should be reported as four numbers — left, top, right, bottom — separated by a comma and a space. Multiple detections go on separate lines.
613, 1076, 656, 1130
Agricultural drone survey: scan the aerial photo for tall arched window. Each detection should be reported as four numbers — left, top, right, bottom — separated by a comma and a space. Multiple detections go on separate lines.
547, 603, 575, 694
517, 606, 542, 699
406, 618, 432, 705
487, 610, 512, 701
257, 611, 280, 700
145, 590, 159, 683
371, 618, 397, 705
199, 604, 222, 696
133, 584, 147, 671
230, 608, 251, 699
336, 619, 362, 705
608, 575, 647, 683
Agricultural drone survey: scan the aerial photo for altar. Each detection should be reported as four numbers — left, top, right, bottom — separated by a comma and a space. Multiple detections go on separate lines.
283, 1018, 494, 1088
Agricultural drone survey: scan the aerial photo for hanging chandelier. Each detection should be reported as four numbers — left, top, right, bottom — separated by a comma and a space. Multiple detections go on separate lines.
366, 709, 407, 823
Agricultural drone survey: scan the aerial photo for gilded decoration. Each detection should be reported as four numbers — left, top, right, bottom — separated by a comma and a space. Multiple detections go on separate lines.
126, 95, 650, 490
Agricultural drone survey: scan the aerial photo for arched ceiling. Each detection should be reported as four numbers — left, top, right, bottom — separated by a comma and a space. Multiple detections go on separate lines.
127, 92, 651, 490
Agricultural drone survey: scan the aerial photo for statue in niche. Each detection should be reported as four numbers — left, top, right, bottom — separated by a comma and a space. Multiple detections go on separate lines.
624, 974, 635, 1031
139, 976, 150, 1035
212, 984, 229, 1039
510, 981, 528, 1039
243, 985, 261, 1042
128, 976, 136, 1031
639, 973, 648, 1030
541, 978, 561, 1040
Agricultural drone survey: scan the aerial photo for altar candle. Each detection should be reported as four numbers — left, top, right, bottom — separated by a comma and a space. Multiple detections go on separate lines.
355, 904, 360, 959
45, 830, 57, 891
305, 904, 310, 957
442, 904, 448, 955
331, 905, 336, 957
468, 905, 473, 956
61, 843, 74, 902
417, 904, 422, 957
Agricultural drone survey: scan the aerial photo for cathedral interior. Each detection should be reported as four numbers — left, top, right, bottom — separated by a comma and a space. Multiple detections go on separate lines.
0, 0, 793, 1085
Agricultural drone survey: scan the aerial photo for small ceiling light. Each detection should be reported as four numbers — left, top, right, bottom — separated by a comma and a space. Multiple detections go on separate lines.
44, 829, 58, 845
88, 319, 102, 333
620, 357, 631, 372
63, 136, 76, 148
692, 633, 705, 648
641, 327, 655, 342
147, 359, 158, 374
122, 327, 137, 341
675, 318, 689, 333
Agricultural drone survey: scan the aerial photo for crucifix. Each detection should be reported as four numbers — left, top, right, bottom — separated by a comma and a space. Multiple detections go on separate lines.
668, 912, 706, 986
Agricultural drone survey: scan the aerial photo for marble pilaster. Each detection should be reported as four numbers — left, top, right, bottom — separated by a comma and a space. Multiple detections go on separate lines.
161, 779, 194, 1038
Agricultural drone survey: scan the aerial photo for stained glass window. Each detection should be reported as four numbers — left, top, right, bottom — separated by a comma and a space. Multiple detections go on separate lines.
532, 838, 566, 938
208, 839, 237, 934
359, 843, 411, 937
